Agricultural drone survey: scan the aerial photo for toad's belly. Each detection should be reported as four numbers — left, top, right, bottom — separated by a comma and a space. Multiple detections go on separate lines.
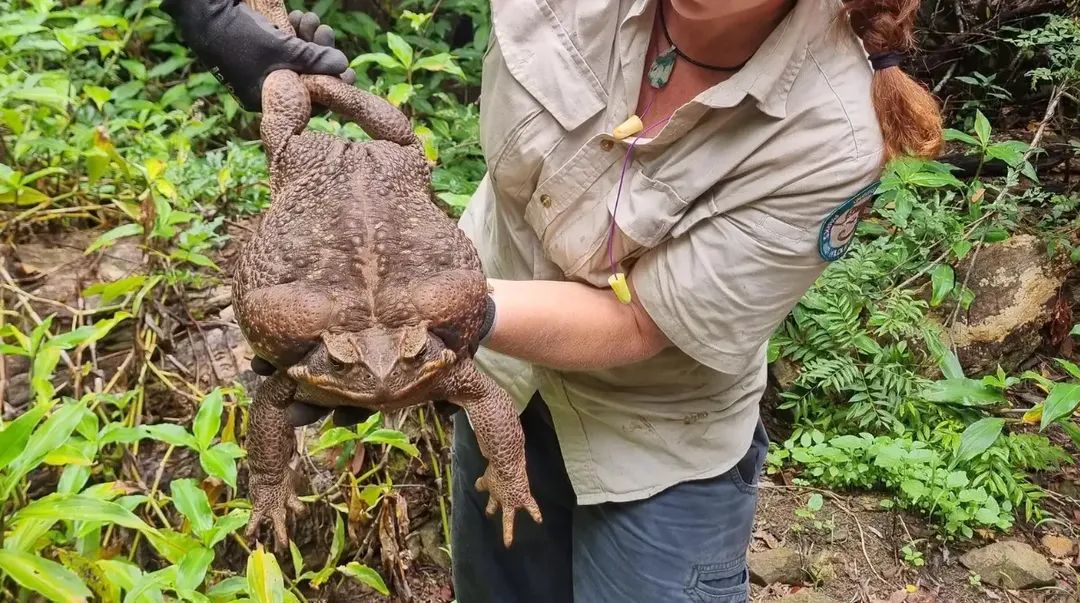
293, 380, 436, 412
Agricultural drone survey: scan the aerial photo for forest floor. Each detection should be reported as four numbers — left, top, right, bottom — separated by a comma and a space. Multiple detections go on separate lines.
7, 208, 1078, 603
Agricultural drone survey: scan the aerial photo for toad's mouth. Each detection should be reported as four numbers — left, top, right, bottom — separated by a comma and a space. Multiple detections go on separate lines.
290, 350, 458, 404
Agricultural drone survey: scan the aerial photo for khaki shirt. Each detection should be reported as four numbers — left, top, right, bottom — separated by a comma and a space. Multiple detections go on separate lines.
458, 0, 885, 504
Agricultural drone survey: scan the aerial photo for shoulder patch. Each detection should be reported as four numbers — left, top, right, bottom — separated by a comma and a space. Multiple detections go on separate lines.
818, 181, 880, 262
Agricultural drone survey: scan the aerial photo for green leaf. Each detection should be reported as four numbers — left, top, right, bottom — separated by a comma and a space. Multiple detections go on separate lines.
1039, 382, 1080, 429
204, 509, 250, 548
437, 192, 472, 209
363, 428, 420, 457
309, 426, 363, 455
413, 53, 466, 78
206, 576, 249, 601
922, 378, 1006, 406
13, 494, 156, 534
385, 32, 413, 68
7, 401, 87, 485
952, 240, 973, 260
953, 418, 1004, 466
0, 549, 92, 603
1056, 358, 1080, 380
176, 547, 214, 592
337, 562, 389, 595
973, 110, 991, 146
144, 423, 198, 449
289, 541, 305, 579
193, 388, 224, 450
200, 446, 238, 489
943, 128, 980, 146
83, 85, 112, 110
386, 82, 415, 107
0, 403, 48, 471
83, 275, 147, 305
806, 493, 824, 511
170, 479, 215, 537
247, 546, 286, 603
349, 52, 402, 71
929, 264, 955, 307
901, 479, 929, 501
49, 312, 131, 350
86, 223, 143, 254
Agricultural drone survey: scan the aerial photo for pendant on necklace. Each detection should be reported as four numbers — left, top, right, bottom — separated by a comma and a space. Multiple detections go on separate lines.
647, 44, 676, 89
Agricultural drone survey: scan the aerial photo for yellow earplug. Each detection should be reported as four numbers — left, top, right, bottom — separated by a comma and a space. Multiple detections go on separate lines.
608, 272, 632, 304
613, 115, 644, 140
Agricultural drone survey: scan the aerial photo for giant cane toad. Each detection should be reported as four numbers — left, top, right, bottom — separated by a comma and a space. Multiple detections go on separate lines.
231, 0, 540, 550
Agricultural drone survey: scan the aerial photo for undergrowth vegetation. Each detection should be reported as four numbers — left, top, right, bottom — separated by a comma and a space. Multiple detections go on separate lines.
0, 0, 1076, 601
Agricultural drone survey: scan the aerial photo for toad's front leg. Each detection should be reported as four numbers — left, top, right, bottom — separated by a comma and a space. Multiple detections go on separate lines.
436, 359, 541, 547
244, 373, 305, 550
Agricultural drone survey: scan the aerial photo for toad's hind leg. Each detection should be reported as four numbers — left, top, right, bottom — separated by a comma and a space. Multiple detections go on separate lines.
244, 373, 306, 551
435, 359, 541, 547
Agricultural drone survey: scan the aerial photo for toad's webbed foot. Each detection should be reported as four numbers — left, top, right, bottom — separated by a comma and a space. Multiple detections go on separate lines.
245, 470, 306, 551
437, 359, 541, 547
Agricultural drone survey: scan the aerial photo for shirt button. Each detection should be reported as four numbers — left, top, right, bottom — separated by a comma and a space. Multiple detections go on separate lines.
540, 194, 553, 207
600, 139, 614, 151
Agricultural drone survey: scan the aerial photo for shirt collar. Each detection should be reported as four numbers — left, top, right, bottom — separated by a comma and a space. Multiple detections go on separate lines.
692, 0, 827, 119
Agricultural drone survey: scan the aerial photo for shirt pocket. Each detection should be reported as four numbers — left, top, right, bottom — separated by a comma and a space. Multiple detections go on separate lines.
479, 2, 607, 205
538, 170, 681, 286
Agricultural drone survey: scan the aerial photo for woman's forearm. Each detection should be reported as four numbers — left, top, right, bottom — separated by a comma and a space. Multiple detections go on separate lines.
482, 278, 670, 372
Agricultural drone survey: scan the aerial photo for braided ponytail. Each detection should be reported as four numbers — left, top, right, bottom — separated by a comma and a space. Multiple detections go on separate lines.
843, 0, 943, 161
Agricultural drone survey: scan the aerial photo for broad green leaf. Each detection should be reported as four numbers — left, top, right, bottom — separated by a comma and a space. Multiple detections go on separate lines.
901, 479, 929, 501
200, 446, 238, 489
206, 576, 249, 601
7, 400, 87, 486
952, 240, 973, 260
144, 423, 198, 448
0, 549, 92, 603
929, 264, 954, 306
385, 32, 413, 68
83, 85, 112, 110
349, 52, 402, 70
193, 388, 224, 450
309, 426, 363, 455
144, 528, 202, 565
13, 494, 155, 534
0, 403, 49, 471
176, 547, 214, 592
363, 428, 419, 457
806, 493, 824, 511
123, 566, 175, 603
437, 192, 471, 209
922, 378, 1006, 406
386, 83, 415, 107
289, 541, 304, 579
48, 312, 131, 350
86, 223, 143, 254
943, 128, 980, 146
1039, 382, 1080, 429
337, 562, 389, 595
953, 418, 1004, 466
246, 546, 285, 603
973, 110, 991, 146
1055, 358, 1080, 380
170, 479, 215, 537
414, 53, 466, 78
204, 509, 250, 548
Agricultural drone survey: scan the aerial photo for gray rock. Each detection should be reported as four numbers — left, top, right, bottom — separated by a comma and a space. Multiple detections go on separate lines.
749, 547, 805, 586
780, 590, 842, 603
406, 518, 450, 569
958, 540, 1056, 589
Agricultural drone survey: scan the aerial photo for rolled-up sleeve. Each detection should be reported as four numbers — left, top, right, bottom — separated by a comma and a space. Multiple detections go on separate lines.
633, 163, 881, 375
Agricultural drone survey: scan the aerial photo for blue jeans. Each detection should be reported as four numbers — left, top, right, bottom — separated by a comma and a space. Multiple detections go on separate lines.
450, 394, 768, 603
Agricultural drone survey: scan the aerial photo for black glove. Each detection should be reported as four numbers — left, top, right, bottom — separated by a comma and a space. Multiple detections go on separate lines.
161, 0, 354, 112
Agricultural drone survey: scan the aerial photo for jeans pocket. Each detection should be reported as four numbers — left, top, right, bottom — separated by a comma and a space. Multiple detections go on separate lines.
730, 420, 768, 495
685, 563, 750, 603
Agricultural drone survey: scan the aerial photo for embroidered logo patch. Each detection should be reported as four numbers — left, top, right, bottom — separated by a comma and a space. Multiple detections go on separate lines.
818, 181, 880, 262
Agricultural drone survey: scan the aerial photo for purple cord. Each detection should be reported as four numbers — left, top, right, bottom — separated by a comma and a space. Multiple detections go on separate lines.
607, 95, 671, 275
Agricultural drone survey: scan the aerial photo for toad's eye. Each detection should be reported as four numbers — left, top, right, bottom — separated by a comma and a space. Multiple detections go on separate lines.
328, 357, 345, 371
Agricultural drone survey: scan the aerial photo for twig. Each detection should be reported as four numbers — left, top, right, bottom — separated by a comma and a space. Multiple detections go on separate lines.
763, 483, 891, 587
897, 84, 1065, 295
933, 62, 959, 95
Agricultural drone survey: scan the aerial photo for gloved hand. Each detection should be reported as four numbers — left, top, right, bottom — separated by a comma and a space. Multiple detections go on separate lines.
161, 0, 355, 112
